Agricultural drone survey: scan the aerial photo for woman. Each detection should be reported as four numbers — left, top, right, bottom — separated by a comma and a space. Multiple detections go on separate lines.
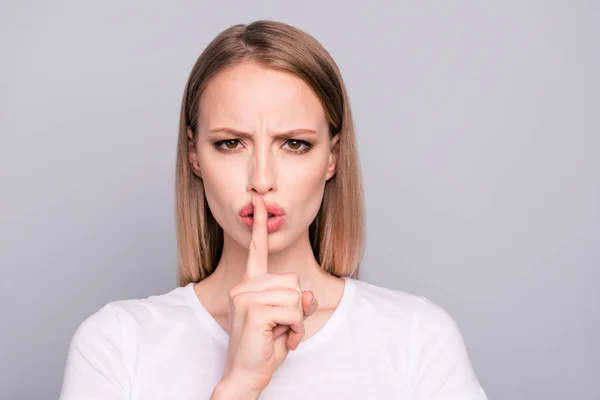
60, 20, 488, 399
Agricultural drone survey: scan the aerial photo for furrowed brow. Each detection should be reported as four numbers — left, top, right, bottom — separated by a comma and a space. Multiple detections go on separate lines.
209, 127, 317, 139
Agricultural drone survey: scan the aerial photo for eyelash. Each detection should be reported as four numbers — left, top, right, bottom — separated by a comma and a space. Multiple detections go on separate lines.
213, 139, 313, 154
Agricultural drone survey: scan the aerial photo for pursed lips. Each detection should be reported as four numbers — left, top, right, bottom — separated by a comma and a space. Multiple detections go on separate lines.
238, 202, 286, 218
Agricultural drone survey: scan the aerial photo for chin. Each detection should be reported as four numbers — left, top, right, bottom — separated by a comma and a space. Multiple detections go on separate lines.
251, 228, 293, 254
223, 224, 298, 254
263, 232, 293, 254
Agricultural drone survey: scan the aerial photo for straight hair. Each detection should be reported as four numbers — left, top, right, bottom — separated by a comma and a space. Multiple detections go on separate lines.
175, 20, 365, 286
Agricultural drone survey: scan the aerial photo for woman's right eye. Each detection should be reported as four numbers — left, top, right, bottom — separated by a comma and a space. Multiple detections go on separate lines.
214, 139, 242, 151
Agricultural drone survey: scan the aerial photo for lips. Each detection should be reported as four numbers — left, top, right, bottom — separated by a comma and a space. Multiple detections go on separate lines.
239, 201, 286, 233
238, 202, 285, 218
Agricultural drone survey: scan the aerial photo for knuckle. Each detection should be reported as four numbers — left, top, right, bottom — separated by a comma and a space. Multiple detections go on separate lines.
287, 288, 301, 305
246, 306, 262, 323
231, 292, 245, 309
228, 286, 239, 300
292, 307, 304, 321
285, 272, 301, 288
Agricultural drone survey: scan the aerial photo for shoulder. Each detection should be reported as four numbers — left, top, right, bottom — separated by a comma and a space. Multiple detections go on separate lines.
108, 284, 193, 323
348, 279, 487, 398
347, 278, 469, 358
410, 296, 464, 341
349, 278, 458, 328
348, 277, 424, 322
61, 286, 195, 397
70, 284, 194, 347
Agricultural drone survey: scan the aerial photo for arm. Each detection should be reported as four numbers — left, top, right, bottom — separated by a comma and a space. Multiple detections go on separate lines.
210, 377, 261, 400
210, 368, 266, 400
408, 297, 488, 400
59, 303, 130, 400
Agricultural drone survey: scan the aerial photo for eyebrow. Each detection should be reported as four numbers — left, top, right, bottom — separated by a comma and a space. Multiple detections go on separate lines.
208, 127, 317, 139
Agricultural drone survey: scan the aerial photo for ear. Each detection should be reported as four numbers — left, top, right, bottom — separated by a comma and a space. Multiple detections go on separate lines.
187, 127, 202, 178
325, 134, 340, 181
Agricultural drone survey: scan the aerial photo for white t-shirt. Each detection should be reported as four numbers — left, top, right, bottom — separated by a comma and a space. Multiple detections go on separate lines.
59, 277, 488, 399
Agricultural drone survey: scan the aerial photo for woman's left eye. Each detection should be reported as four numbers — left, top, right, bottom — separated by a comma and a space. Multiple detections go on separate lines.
283, 140, 312, 153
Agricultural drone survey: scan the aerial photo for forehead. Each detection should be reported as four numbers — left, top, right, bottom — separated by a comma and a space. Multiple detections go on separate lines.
198, 62, 328, 132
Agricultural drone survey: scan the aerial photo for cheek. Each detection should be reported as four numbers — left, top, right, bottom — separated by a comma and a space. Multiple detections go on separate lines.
280, 158, 329, 220
198, 156, 245, 223
282, 163, 326, 193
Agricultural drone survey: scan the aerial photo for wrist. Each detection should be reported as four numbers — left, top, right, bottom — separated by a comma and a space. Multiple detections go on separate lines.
211, 376, 262, 400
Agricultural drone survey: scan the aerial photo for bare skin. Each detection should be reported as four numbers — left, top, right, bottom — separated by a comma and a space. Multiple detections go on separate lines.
187, 62, 346, 342
194, 272, 343, 343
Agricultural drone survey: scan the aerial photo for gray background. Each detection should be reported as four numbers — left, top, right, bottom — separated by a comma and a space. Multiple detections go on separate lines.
1, 1, 598, 399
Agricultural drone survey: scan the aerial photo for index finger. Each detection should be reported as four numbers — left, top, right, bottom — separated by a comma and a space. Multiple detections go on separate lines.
244, 194, 268, 280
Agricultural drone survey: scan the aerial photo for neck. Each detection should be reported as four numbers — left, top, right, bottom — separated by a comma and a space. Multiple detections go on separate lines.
209, 230, 327, 294
194, 231, 346, 317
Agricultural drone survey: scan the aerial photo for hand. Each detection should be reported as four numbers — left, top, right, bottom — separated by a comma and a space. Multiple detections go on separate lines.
219, 194, 319, 395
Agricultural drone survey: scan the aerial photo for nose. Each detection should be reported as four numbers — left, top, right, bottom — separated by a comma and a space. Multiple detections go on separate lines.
247, 141, 277, 196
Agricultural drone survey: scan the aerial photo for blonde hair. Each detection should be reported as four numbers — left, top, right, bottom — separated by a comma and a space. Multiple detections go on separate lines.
175, 20, 365, 286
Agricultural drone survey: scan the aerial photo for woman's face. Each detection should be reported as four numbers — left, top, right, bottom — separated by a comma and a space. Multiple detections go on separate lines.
188, 62, 339, 253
